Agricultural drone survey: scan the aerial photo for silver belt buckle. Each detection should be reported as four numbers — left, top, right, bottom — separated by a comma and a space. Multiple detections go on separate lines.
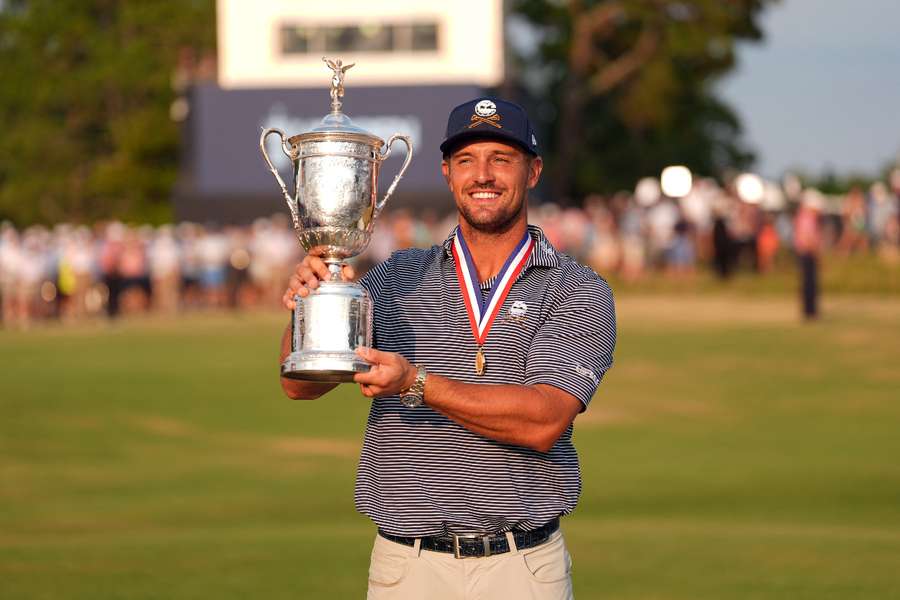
452, 533, 491, 559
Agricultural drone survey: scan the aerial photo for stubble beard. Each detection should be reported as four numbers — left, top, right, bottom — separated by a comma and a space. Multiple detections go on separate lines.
458, 194, 525, 235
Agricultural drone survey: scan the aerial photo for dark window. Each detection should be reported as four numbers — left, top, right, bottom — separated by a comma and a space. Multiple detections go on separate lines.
323, 24, 395, 52
324, 26, 355, 52
411, 23, 438, 51
281, 26, 311, 54
280, 21, 438, 56
356, 24, 394, 52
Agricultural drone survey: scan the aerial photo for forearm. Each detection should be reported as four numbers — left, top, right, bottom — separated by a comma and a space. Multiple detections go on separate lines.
422, 374, 581, 452
279, 325, 337, 400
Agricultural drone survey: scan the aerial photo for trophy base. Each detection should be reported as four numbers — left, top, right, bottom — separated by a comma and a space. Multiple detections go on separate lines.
281, 351, 371, 382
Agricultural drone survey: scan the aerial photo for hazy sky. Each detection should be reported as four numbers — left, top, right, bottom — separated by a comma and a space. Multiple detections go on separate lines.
717, 0, 900, 178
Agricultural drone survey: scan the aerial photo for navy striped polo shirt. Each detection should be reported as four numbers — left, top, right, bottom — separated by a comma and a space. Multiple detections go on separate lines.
356, 224, 616, 536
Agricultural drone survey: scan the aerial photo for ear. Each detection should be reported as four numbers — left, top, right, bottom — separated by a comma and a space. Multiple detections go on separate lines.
526, 156, 543, 190
441, 160, 451, 188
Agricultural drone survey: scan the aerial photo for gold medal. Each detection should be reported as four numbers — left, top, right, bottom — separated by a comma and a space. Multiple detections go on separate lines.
475, 347, 486, 375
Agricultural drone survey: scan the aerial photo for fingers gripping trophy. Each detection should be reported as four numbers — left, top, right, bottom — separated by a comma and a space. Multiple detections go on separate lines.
259, 58, 413, 381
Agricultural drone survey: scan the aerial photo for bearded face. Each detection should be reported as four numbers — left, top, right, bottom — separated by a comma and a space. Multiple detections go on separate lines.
442, 141, 542, 234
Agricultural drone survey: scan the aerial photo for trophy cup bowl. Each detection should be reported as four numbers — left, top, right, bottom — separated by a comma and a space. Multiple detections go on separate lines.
260, 58, 412, 382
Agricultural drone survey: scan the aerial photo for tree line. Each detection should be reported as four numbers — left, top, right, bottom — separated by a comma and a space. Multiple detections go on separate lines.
1, 0, 775, 225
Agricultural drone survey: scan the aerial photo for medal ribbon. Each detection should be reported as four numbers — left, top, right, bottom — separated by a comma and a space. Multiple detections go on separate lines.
452, 227, 533, 346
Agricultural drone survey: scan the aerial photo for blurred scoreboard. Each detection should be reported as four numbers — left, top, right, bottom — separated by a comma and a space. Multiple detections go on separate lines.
175, 0, 504, 223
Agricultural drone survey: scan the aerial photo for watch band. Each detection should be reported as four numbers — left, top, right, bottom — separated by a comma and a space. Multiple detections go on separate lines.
400, 364, 427, 407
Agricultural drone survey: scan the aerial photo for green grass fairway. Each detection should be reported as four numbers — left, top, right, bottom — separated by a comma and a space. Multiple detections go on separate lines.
2, 295, 899, 599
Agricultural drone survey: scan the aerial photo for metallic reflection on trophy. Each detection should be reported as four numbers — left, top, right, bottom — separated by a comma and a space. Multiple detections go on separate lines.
260, 57, 413, 381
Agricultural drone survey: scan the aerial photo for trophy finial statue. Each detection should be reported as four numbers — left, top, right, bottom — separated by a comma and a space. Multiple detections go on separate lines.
323, 57, 355, 113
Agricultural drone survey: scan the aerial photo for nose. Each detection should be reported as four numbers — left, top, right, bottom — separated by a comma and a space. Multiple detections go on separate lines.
474, 158, 495, 185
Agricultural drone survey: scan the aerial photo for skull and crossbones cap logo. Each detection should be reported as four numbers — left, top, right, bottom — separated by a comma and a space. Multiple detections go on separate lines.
440, 97, 539, 157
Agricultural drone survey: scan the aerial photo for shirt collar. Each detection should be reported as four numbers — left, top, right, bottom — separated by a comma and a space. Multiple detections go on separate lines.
441, 224, 560, 271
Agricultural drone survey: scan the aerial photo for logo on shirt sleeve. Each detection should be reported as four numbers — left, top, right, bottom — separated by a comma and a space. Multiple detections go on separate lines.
575, 365, 599, 384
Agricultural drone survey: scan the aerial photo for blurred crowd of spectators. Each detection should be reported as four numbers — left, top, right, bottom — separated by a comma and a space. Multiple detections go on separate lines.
0, 215, 300, 327
1, 171, 899, 328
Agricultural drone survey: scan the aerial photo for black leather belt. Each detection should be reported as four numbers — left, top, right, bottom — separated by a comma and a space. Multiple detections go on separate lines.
378, 518, 559, 559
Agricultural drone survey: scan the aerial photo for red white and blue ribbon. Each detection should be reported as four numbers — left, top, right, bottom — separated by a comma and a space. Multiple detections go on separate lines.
452, 227, 533, 350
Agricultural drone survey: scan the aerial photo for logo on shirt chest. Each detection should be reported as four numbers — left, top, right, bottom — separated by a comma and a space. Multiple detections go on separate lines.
502, 300, 529, 325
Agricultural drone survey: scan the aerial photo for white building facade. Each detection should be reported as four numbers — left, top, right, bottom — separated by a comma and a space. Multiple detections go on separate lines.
218, 0, 503, 89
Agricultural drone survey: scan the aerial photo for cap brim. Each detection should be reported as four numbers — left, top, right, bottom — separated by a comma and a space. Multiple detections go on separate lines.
440, 129, 537, 157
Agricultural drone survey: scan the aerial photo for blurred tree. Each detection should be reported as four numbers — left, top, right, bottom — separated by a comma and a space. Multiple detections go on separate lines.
511, 0, 774, 203
0, 0, 215, 225
794, 168, 883, 196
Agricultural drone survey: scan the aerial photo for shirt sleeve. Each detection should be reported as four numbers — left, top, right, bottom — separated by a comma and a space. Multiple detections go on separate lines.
523, 276, 616, 408
357, 256, 392, 303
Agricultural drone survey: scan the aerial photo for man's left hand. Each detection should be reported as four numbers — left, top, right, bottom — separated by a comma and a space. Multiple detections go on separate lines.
353, 347, 417, 398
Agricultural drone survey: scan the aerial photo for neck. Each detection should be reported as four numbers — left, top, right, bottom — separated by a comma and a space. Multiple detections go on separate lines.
458, 220, 529, 282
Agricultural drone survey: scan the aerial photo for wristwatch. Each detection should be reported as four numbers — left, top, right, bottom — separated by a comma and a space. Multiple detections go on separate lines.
400, 364, 427, 408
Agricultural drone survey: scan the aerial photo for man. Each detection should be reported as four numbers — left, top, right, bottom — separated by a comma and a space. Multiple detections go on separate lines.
794, 189, 823, 320
280, 98, 616, 599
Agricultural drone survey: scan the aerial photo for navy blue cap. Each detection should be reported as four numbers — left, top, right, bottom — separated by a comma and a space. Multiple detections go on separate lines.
440, 97, 539, 157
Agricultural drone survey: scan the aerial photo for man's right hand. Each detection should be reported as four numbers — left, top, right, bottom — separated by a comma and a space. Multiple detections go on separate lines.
282, 256, 356, 310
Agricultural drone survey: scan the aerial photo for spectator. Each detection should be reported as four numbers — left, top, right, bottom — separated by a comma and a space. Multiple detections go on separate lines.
838, 186, 868, 254
646, 198, 679, 268
795, 190, 824, 320
867, 182, 895, 248
667, 218, 696, 277
757, 214, 780, 273
99, 222, 125, 318
150, 225, 182, 314
58, 226, 94, 321
711, 201, 735, 279
196, 225, 230, 309
118, 227, 151, 314
0, 225, 23, 327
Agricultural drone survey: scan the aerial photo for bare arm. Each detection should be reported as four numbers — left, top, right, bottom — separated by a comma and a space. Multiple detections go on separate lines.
424, 374, 583, 453
353, 347, 583, 453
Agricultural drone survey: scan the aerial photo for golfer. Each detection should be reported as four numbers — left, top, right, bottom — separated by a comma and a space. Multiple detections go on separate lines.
281, 97, 617, 599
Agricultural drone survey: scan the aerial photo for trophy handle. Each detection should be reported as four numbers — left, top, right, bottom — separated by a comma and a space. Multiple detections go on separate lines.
259, 127, 300, 229
375, 134, 413, 217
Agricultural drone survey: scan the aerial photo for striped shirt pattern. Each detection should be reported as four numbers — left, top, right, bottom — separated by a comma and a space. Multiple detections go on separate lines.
356, 225, 617, 536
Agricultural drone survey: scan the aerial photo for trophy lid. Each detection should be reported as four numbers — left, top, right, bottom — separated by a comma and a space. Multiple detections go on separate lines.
309, 110, 373, 137
290, 57, 383, 147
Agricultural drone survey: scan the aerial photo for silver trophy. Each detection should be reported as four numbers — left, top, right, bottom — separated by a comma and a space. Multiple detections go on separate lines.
260, 58, 413, 381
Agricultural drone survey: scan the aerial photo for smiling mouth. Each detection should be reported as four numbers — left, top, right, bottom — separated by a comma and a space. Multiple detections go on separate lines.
469, 191, 502, 200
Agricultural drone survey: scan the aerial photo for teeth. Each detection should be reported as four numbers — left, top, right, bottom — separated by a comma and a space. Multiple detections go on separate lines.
472, 192, 500, 199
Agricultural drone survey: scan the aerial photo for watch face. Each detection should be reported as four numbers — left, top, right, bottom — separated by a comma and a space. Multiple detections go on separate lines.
400, 393, 422, 408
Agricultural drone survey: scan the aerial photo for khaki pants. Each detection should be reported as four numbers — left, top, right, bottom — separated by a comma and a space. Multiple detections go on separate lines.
367, 529, 574, 600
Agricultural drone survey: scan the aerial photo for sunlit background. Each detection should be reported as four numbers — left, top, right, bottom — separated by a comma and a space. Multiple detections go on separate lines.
1, 1, 898, 598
